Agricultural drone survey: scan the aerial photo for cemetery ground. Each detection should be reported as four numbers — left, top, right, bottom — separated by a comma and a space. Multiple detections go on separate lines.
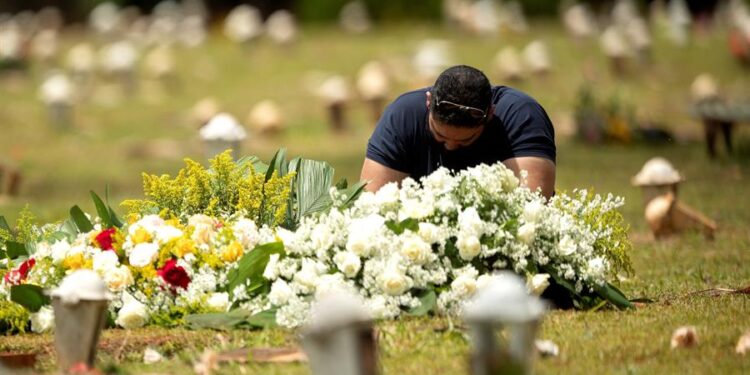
1, 21, 749, 373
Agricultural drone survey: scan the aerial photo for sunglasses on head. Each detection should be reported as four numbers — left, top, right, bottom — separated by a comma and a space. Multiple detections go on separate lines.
436, 99, 489, 122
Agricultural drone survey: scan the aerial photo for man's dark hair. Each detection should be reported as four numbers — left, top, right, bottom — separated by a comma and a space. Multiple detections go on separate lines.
430, 65, 492, 128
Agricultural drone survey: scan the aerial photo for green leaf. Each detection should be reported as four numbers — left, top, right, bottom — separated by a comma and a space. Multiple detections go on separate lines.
237, 155, 268, 176
386, 218, 419, 235
104, 186, 124, 228
10, 284, 50, 312
293, 159, 335, 220
59, 219, 79, 240
69, 205, 93, 233
90, 191, 113, 228
407, 289, 437, 316
338, 180, 367, 207
226, 242, 285, 295
595, 283, 634, 309
0, 215, 10, 232
6, 241, 28, 259
185, 309, 253, 330
243, 309, 278, 329
335, 178, 348, 190
264, 149, 287, 182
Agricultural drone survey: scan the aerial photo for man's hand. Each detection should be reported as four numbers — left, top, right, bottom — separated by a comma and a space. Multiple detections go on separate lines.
360, 158, 409, 192
502, 157, 556, 198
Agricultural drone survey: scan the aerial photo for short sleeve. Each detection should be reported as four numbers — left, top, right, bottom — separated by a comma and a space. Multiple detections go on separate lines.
366, 91, 425, 173
503, 100, 556, 163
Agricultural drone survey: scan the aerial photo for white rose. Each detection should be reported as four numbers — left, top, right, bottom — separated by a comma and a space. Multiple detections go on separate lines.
191, 224, 214, 246
116, 295, 149, 329
263, 253, 281, 280
34, 242, 52, 258
517, 223, 536, 245
400, 236, 431, 265
457, 235, 481, 260
374, 183, 399, 206
311, 224, 335, 250
380, 269, 408, 296
104, 266, 134, 292
587, 257, 606, 276
527, 273, 550, 295
130, 215, 165, 235
398, 199, 433, 221
154, 225, 183, 243
346, 234, 369, 257
187, 214, 214, 228
129, 243, 159, 267
523, 200, 545, 223
418, 222, 441, 244
50, 240, 71, 264
93, 250, 119, 273
558, 235, 577, 256
451, 275, 477, 297
293, 262, 321, 291
30, 306, 55, 333
458, 207, 484, 236
233, 219, 259, 247
207, 292, 230, 312
268, 279, 295, 305
333, 251, 361, 278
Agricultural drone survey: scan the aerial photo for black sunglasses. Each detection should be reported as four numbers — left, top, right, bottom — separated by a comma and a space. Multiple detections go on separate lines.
436, 99, 489, 122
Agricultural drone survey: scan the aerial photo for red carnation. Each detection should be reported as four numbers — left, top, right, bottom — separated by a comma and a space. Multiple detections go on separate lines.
157, 259, 190, 290
4, 258, 36, 285
95, 228, 116, 251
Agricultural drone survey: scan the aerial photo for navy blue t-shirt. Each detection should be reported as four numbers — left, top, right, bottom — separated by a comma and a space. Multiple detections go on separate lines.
366, 86, 556, 179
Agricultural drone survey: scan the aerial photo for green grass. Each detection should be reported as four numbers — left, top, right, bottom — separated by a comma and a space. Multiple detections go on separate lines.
1, 20, 750, 374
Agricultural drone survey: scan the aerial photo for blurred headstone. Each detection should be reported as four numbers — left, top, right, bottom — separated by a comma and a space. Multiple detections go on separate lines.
199, 113, 247, 159
632, 157, 717, 239
462, 272, 546, 375
38, 71, 75, 129
522, 40, 551, 76
600, 25, 631, 76
178, 15, 207, 48
624, 18, 652, 63
316, 75, 352, 133
30, 28, 58, 65
471, 0, 501, 36
36, 6, 64, 31
500, 1, 528, 34
300, 291, 377, 375
412, 39, 453, 86
266, 10, 298, 46
0, 21, 26, 71
66, 43, 96, 97
89, 2, 122, 37
247, 100, 285, 135
340, 1, 372, 34
493, 46, 524, 82
667, 0, 692, 46
99, 40, 139, 96
224, 5, 263, 44
192, 97, 221, 128
562, 4, 597, 40
143, 45, 177, 91
356, 60, 390, 124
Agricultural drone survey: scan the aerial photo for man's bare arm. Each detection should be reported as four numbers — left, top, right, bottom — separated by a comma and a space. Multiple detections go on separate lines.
502, 156, 556, 198
360, 158, 409, 192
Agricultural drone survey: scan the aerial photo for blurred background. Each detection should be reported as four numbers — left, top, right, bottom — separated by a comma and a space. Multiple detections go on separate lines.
1, 0, 749, 235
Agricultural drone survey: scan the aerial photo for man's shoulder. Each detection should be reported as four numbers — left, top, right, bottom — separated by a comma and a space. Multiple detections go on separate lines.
492, 86, 539, 106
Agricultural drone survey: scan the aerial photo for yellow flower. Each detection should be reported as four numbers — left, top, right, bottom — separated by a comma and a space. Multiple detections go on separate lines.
62, 253, 86, 270
221, 241, 244, 263
131, 228, 152, 244
172, 238, 195, 258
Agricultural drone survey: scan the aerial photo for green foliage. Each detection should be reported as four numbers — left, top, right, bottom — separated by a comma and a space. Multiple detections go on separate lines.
0, 300, 30, 334
121, 150, 294, 226
10, 284, 50, 312
555, 190, 634, 278
13, 206, 38, 244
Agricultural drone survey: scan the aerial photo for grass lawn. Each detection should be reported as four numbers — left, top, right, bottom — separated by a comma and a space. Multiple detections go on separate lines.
1, 20, 749, 374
